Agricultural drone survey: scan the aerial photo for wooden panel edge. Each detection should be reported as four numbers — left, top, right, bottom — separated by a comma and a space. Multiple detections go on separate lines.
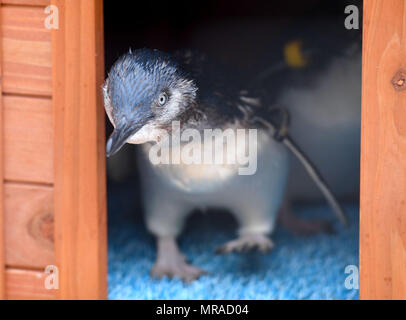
5, 182, 55, 269
0, 0, 6, 300
2, 0, 50, 6
6, 268, 56, 300
52, 0, 107, 300
1, 5, 52, 96
360, 0, 406, 299
3, 94, 53, 184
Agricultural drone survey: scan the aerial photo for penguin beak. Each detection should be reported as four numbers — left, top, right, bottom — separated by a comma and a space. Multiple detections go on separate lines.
106, 123, 142, 157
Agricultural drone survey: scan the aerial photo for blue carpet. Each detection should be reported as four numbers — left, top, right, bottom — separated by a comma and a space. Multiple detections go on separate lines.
107, 183, 359, 300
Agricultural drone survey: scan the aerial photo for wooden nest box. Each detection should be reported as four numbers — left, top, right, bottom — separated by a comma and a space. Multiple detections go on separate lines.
0, 0, 405, 300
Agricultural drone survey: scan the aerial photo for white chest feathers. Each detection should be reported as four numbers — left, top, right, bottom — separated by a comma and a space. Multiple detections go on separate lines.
140, 128, 275, 193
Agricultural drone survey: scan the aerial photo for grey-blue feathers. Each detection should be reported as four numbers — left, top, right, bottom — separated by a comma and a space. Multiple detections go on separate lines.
103, 49, 198, 156
107, 49, 185, 125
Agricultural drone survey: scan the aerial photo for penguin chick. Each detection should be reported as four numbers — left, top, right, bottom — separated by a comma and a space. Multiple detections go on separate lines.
103, 49, 292, 281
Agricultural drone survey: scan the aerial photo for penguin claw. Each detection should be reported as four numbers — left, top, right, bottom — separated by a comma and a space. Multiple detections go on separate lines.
151, 262, 206, 282
216, 234, 274, 254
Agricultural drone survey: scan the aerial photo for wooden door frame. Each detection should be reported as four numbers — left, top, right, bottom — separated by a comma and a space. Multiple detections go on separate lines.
360, 0, 406, 300
0, 0, 4, 300
51, 0, 107, 299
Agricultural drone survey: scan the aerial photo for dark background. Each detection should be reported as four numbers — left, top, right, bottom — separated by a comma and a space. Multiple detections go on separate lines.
104, 0, 362, 72
104, 0, 362, 138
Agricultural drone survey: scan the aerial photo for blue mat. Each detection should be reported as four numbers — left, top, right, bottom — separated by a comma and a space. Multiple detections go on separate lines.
107, 183, 359, 300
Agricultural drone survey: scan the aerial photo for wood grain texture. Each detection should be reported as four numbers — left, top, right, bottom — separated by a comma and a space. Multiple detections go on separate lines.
52, 0, 107, 299
6, 268, 56, 300
2, 0, 49, 5
360, 0, 406, 300
3, 95, 53, 184
5, 183, 54, 269
0, 0, 5, 300
1, 5, 51, 96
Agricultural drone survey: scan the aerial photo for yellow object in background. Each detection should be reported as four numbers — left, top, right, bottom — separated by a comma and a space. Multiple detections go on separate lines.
284, 40, 308, 68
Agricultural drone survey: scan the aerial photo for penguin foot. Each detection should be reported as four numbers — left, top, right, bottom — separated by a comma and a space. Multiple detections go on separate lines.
216, 234, 274, 254
151, 236, 206, 282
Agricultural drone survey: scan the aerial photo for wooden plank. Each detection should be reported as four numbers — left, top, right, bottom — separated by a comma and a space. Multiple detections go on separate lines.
2, 0, 49, 5
5, 183, 54, 269
0, 0, 5, 300
52, 0, 107, 299
1, 5, 51, 96
6, 268, 56, 300
360, 0, 406, 300
3, 95, 53, 184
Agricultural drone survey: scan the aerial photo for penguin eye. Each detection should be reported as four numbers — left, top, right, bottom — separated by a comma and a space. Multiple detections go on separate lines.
158, 92, 168, 106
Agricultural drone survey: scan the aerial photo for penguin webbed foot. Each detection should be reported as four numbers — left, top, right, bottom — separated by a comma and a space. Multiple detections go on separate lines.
215, 234, 274, 254
151, 236, 206, 282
